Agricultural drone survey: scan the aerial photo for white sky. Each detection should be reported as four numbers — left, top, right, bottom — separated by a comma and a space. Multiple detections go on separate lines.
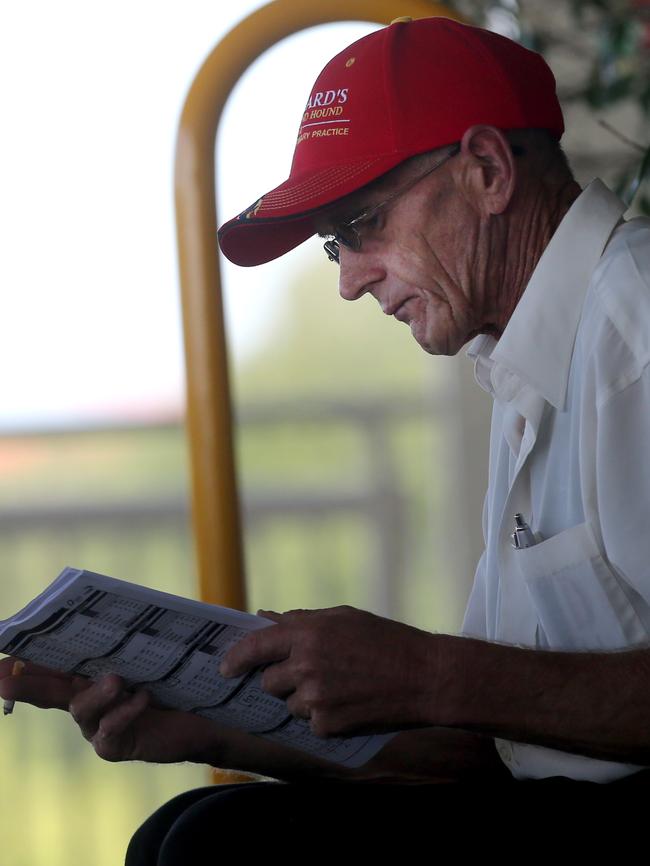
0, 2, 377, 428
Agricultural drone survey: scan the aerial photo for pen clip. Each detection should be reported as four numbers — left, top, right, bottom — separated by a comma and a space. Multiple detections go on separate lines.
510, 513, 534, 550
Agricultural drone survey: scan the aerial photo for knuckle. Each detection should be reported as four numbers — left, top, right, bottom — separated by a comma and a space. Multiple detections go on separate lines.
92, 734, 120, 763
310, 713, 331, 738
103, 673, 123, 692
71, 675, 90, 693
284, 608, 309, 618
243, 630, 262, 659
301, 677, 322, 702
310, 682, 326, 704
336, 604, 359, 619
297, 628, 319, 655
293, 656, 316, 680
225, 633, 255, 671
260, 667, 276, 693
287, 693, 305, 719
68, 695, 84, 723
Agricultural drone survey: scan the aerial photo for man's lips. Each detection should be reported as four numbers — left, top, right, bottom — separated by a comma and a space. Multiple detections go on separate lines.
384, 296, 416, 318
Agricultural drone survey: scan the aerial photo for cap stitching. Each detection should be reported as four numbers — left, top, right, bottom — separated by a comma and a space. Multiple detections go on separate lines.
380, 25, 396, 153
257, 158, 387, 211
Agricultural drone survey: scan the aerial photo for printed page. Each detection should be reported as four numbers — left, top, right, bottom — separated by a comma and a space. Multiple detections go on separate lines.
0, 567, 392, 767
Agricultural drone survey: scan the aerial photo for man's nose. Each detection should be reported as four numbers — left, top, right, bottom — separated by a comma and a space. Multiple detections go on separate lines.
337, 246, 385, 302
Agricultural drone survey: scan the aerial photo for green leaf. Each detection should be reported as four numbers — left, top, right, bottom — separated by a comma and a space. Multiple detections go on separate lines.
587, 71, 635, 107
640, 84, 650, 115
604, 17, 636, 55
577, 0, 612, 12
614, 168, 634, 200
623, 146, 650, 207
569, 0, 585, 22
519, 28, 538, 51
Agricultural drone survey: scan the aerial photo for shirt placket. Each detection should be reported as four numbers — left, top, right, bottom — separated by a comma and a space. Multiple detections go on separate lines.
493, 375, 548, 647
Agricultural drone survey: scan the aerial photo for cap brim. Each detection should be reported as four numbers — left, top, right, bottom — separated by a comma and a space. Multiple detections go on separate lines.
218, 152, 408, 267
218, 212, 319, 268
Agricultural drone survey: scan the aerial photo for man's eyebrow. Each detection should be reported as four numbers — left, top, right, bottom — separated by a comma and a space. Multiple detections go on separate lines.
314, 201, 370, 237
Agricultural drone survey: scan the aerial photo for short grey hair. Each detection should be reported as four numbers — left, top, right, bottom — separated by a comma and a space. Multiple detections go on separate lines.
505, 128, 575, 181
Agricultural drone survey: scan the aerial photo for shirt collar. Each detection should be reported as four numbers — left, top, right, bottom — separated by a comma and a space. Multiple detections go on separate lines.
467, 179, 626, 409
467, 333, 497, 394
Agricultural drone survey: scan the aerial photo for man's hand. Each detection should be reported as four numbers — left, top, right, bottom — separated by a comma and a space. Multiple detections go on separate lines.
220, 605, 442, 737
0, 647, 511, 783
0, 657, 229, 765
0, 655, 360, 780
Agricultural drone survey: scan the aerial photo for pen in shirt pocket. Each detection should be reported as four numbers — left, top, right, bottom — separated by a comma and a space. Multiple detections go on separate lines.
510, 513, 538, 550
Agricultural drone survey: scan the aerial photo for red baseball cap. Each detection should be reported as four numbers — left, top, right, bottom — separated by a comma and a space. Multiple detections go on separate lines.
218, 16, 564, 267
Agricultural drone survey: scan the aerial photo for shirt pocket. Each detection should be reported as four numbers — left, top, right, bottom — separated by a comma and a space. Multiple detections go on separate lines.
515, 521, 648, 649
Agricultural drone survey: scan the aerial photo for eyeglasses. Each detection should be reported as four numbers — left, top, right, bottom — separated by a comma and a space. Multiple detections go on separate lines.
322, 144, 461, 264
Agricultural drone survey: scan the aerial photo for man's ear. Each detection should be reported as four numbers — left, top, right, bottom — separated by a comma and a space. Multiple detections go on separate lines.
456, 125, 516, 216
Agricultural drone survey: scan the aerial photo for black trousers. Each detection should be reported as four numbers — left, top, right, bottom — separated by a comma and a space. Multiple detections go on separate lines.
125, 772, 650, 864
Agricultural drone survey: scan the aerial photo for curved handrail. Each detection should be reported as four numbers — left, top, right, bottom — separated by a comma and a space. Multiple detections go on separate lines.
174, 1, 465, 611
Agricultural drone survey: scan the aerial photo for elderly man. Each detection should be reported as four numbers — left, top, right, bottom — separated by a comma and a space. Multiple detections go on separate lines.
2, 15, 650, 859
216, 13, 650, 778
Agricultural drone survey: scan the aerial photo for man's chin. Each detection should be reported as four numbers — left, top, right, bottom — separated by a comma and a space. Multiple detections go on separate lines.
415, 320, 492, 355
411, 323, 465, 357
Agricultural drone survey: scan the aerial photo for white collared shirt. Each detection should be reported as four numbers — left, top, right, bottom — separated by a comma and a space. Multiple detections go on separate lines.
463, 179, 650, 782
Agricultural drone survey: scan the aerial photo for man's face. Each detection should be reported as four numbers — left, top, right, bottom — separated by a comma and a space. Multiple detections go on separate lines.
320, 151, 501, 356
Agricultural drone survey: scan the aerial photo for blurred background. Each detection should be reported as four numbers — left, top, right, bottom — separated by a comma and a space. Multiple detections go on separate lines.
1, 1, 648, 863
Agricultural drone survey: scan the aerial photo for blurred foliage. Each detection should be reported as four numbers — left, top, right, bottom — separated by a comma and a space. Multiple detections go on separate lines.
229, 253, 458, 623
450, 0, 650, 212
234, 252, 431, 400
0, 425, 189, 507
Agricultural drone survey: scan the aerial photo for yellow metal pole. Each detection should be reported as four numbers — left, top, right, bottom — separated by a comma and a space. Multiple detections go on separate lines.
175, 0, 466, 785
175, 0, 466, 613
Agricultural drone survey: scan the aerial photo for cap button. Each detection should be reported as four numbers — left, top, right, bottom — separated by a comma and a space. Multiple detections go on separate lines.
390, 16, 413, 24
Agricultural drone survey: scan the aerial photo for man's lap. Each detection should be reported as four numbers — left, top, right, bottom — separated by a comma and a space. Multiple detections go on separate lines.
125, 770, 650, 864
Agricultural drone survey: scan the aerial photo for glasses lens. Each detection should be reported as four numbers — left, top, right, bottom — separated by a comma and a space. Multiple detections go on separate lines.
323, 239, 340, 264
322, 213, 365, 263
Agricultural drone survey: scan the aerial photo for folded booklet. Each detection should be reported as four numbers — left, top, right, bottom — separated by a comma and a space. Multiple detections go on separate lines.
0, 567, 392, 767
